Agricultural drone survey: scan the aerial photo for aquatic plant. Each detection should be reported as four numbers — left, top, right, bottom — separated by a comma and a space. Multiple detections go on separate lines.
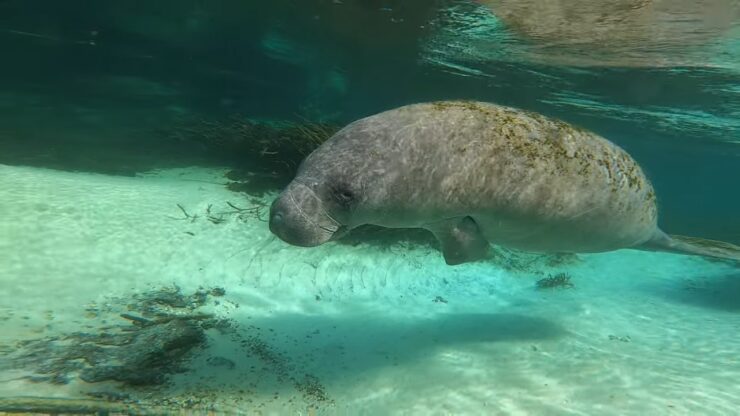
9, 286, 228, 387
609, 334, 632, 343
4, 285, 334, 411
164, 116, 340, 185
433, 295, 449, 304
168, 200, 268, 224
536, 272, 574, 289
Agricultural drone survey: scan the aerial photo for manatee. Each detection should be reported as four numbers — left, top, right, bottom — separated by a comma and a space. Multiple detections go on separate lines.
269, 101, 740, 265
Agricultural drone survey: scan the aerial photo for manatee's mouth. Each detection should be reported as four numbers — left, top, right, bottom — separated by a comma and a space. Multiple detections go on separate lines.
269, 183, 345, 247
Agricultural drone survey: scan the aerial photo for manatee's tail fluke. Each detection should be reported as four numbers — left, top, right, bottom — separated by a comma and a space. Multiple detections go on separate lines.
638, 230, 740, 263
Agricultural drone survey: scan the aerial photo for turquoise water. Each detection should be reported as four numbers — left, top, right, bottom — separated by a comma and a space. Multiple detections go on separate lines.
0, 2, 739, 415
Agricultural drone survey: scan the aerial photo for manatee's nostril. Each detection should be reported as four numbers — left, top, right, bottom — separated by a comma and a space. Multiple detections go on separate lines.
272, 212, 283, 224
270, 212, 284, 231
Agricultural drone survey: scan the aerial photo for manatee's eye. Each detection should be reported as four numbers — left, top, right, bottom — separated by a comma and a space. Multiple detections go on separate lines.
331, 185, 355, 208
338, 190, 354, 201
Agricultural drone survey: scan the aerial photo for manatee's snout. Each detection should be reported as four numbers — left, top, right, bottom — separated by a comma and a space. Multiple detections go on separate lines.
269, 182, 340, 247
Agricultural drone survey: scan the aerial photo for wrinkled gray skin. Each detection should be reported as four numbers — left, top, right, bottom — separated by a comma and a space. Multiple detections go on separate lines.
269, 101, 740, 265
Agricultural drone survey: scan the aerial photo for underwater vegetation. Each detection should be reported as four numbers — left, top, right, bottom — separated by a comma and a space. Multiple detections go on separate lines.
7, 286, 228, 387
170, 200, 269, 225
2, 286, 333, 413
536, 272, 575, 290
164, 116, 340, 190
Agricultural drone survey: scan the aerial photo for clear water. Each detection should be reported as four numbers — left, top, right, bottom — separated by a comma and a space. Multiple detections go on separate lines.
0, 1, 738, 415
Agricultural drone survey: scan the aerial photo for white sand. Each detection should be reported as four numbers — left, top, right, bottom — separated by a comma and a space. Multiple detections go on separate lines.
0, 163, 738, 415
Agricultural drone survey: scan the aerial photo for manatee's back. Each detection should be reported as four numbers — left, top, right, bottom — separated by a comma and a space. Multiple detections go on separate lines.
417, 101, 659, 252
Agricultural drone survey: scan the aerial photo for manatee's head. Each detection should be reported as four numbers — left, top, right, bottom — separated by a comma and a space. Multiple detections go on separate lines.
269, 119, 394, 247
269, 174, 359, 247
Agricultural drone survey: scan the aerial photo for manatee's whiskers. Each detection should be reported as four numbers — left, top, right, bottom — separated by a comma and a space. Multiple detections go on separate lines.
324, 211, 342, 229
289, 188, 339, 236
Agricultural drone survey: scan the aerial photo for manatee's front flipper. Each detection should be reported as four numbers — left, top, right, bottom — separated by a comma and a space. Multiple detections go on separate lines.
639, 230, 740, 263
427, 216, 490, 265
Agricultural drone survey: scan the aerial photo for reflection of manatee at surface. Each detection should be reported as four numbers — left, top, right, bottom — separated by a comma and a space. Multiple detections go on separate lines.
473, 0, 739, 67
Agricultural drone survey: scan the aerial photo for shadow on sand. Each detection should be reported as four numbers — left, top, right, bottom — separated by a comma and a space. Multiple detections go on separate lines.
658, 269, 740, 312
167, 308, 567, 405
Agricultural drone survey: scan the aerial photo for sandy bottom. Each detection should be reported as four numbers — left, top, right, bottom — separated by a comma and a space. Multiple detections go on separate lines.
0, 163, 738, 415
